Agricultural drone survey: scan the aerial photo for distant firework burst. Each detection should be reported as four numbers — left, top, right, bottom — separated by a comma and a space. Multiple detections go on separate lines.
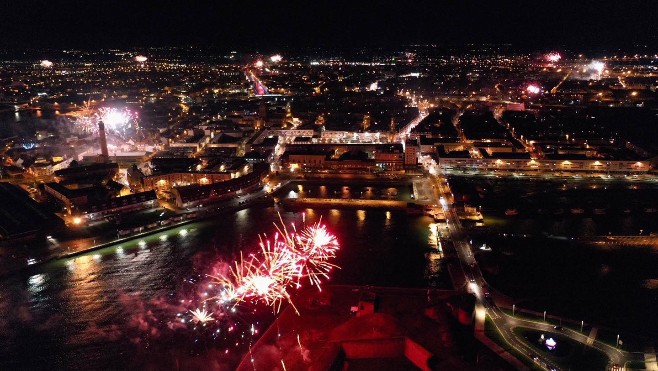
98, 107, 137, 132
545, 52, 562, 63
202, 216, 340, 315
74, 107, 137, 137
589, 60, 606, 73
189, 308, 214, 323
134, 55, 148, 63
526, 84, 541, 95
40, 60, 53, 68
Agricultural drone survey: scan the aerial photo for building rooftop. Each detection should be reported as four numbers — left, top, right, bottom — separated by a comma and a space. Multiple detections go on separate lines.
0, 183, 61, 239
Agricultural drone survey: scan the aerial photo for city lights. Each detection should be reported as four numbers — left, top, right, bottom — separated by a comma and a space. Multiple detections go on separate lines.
1, 6, 655, 368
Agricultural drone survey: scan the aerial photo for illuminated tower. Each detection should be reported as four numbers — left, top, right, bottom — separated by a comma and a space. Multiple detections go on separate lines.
255, 100, 267, 129
282, 102, 294, 128
362, 113, 371, 132
98, 120, 109, 161
388, 117, 396, 142
258, 100, 268, 120
315, 113, 326, 134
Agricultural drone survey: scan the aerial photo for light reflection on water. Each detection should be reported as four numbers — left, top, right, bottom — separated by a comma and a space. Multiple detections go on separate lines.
27, 274, 46, 295
0, 207, 436, 370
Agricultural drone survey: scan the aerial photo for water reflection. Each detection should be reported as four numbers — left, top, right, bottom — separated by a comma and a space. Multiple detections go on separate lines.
0, 207, 437, 369
27, 274, 46, 295
65, 255, 104, 313
328, 209, 340, 224
318, 185, 327, 198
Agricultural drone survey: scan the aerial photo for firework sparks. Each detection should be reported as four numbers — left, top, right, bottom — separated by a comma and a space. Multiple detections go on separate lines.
72, 106, 137, 137
589, 60, 605, 73
135, 55, 148, 63
286, 223, 340, 289
98, 107, 136, 132
190, 308, 215, 323
40, 60, 53, 68
526, 84, 541, 95
545, 52, 561, 63
204, 216, 340, 314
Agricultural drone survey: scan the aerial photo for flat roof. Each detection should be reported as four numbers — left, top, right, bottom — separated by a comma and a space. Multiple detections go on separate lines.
0, 183, 61, 238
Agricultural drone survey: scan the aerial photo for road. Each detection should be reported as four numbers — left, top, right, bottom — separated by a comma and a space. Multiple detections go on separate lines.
421, 156, 641, 370
399, 108, 428, 138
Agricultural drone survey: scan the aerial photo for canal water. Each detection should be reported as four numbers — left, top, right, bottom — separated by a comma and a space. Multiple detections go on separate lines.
449, 175, 658, 341
0, 206, 438, 370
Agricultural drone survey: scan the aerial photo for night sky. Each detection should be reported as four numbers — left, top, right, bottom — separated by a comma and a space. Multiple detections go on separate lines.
1, 0, 657, 50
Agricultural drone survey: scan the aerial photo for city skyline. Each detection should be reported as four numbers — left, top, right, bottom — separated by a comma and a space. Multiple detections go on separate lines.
1, 3, 658, 370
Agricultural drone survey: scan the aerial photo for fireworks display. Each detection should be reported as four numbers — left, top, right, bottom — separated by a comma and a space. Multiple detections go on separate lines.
545, 52, 562, 63
526, 84, 541, 95
73, 107, 137, 137
189, 308, 214, 323
199, 217, 340, 316
589, 60, 606, 73
269, 54, 283, 63
40, 60, 53, 68
134, 55, 148, 63
166, 216, 339, 358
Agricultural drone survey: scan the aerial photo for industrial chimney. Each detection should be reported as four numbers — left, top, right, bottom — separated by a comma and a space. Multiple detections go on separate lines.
98, 120, 109, 161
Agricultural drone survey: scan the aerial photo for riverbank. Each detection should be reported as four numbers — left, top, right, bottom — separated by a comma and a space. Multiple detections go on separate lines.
281, 197, 408, 210
0, 191, 274, 280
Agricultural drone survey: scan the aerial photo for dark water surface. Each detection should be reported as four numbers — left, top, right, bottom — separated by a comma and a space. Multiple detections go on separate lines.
0, 207, 435, 370
450, 176, 658, 340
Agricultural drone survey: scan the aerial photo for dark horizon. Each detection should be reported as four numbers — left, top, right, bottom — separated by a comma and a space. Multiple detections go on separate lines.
1, 0, 657, 51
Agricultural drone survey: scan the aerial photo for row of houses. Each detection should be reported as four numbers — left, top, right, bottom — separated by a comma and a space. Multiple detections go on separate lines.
172, 163, 270, 208
44, 181, 158, 221
437, 155, 651, 173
